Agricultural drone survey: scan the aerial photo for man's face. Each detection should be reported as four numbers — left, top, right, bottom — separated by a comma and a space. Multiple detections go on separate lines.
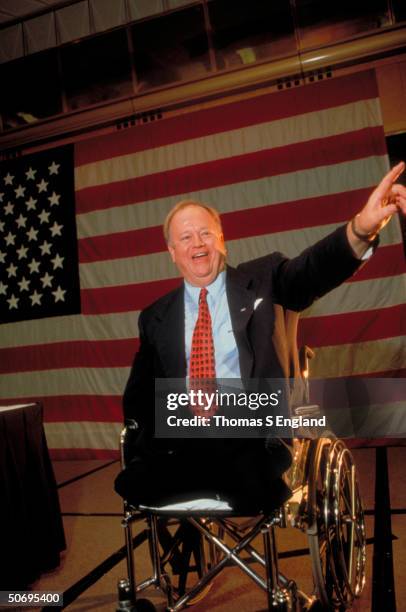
167, 205, 226, 287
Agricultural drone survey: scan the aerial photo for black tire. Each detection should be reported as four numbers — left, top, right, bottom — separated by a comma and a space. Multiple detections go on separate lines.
135, 598, 157, 612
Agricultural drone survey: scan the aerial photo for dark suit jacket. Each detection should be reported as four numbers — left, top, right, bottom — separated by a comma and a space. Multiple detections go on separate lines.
123, 224, 363, 458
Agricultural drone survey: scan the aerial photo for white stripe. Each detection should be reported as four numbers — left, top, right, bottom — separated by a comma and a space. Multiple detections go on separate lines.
302, 273, 406, 318
75, 99, 382, 190
76, 156, 388, 239
1, 274, 403, 351
311, 337, 406, 378
43, 402, 406, 450
44, 421, 122, 450
1, 337, 402, 400
0, 367, 129, 398
79, 221, 401, 289
0, 311, 140, 349
1, 275, 404, 353
351, 401, 406, 438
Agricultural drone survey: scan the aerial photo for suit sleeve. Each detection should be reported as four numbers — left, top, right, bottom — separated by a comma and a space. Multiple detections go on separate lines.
123, 310, 155, 433
270, 224, 367, 311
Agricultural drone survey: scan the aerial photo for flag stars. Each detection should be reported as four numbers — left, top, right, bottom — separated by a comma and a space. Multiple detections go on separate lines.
26, 226, 39, 241
14, 184, 26, 198
4, 201, 14, 215
25, 196, 37, 211
52, 286, 66, 303
38, 209, 50, 224
15, 213, 27, 228
40, 272, 53, 288
6, 262, 17, 278
30, 290, 42, 306
39, 240, 52, 256
51, 253, 64, 270
18, 276, 30, 292
0, 281, 8, 295
25, 167, 37, 180
48, 161, 60, 175
37, 178, 48, 193
48, 192, 60, 206
49, 221, 63, 237
1, 154, 75, 320
16, 244, 29, 260
7, 294, 19, 310
5, 231, 16, 246
28, 258, 40, 274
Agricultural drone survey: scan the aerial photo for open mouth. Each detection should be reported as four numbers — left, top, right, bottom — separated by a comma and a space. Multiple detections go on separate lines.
192, 251, 208, 260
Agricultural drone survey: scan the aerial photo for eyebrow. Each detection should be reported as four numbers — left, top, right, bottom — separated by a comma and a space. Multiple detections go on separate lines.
179, 226, 210, 236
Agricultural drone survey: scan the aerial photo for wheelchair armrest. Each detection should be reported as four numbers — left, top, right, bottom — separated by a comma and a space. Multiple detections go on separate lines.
299, 345, 315, 379
293, 404, 320, 417
119, 418, 139, 469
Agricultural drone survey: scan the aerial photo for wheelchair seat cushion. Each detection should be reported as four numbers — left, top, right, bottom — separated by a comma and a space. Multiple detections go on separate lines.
115, 439, 292, 514
139, 497, 233, 513
138, 476, 291, 516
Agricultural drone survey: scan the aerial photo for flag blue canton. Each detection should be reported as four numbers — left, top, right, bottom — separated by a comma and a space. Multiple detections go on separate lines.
0, 145, 80, 323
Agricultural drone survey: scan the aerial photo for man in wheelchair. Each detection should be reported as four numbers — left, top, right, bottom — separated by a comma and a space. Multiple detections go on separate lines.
115, 163, 405, 611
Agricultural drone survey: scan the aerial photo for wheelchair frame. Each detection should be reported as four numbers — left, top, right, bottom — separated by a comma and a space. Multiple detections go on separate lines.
117, 340, 366, 611
117, 425, 366, 611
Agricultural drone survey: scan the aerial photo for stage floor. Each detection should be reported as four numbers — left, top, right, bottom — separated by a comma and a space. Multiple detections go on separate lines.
24, 446, 406, 611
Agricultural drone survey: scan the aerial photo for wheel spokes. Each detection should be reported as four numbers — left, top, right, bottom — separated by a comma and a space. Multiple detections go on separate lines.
307, 439, 367, 609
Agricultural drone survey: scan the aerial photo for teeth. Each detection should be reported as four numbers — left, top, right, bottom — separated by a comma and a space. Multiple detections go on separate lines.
193, 253, 207, 258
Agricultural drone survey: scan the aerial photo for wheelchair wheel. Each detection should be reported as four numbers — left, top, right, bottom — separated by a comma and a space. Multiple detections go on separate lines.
117, 578, 157, 612
135, 599, 157, 612
307, 439, 366, 610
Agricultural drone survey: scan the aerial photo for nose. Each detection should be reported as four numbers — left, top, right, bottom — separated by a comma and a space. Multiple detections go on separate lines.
191, 231, 204, 247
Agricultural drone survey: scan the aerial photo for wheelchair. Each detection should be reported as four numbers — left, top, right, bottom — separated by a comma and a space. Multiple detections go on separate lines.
116, 312, 366, 611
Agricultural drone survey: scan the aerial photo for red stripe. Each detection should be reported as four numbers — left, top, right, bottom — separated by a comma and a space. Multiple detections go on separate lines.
78, 196, 405, 278
347, 244, 406, 282
347, 369, 406, 378
308, 376, 406, 414
81, 277, 182, 314
2, 298, 403, 374
75, 127, 386, 214
75, 71, 378, 166
299, 304, 406, 348
0, 339, 140, 374
223, 190, 366, 239
51, 449, 119, 460
78, 244, 404, 316
79, 188, 376, 263
79, 223, 167, 262
346, 439, 406, 449
0, 395, 123, 422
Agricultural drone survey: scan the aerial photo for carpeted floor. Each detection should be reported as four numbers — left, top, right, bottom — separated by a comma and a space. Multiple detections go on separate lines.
16, 446, 406, 611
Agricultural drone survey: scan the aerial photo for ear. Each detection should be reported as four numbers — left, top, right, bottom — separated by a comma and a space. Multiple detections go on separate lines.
168, 243, 176, 263
218, 233, 227, 257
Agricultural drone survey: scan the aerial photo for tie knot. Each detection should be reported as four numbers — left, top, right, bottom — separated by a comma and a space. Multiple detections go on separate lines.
199, 288, 208, 303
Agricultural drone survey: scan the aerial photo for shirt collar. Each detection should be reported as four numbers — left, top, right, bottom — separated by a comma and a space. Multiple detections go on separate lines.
184, 270, 226, 305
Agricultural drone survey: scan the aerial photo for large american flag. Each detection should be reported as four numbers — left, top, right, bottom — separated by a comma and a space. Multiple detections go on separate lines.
0, 70, 405, 458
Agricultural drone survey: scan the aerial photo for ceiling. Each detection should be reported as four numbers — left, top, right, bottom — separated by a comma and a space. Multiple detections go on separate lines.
0, 0, 69, 25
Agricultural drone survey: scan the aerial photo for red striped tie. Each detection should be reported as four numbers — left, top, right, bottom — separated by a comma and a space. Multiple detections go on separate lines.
189, 288, 217, 416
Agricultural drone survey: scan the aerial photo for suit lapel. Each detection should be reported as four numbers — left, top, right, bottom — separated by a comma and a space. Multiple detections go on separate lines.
154, 268, 256, 379
155, 286, 186, 377
226, 266, 256, 379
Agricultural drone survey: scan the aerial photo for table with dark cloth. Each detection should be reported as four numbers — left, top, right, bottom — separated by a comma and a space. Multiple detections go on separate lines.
0, 403, 65, 589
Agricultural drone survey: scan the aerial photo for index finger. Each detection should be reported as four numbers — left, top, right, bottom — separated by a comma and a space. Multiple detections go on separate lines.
375, 162, 405, 197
